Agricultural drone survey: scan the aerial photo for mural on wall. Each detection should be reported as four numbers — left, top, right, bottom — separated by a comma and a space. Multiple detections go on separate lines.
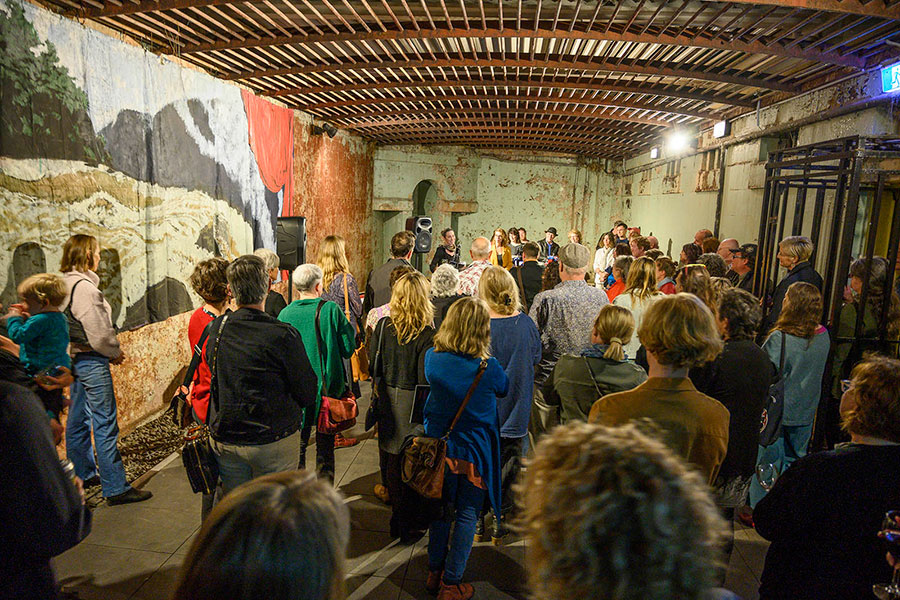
0, 0, 293, 329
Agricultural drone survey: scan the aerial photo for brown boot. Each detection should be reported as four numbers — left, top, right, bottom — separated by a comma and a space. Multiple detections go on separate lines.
425, 570, 443, 595
437, 582, 474, 600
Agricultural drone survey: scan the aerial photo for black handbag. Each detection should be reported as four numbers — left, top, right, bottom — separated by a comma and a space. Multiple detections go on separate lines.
181, 314, 228, 495
365, 318, 388, 431
760, 333, 786, 447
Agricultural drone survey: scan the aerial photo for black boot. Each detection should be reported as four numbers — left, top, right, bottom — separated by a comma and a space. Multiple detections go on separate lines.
473, 515, 486, 542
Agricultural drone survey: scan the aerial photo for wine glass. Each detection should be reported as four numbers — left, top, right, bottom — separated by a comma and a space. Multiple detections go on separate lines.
874, 511, 900, 600
756, 463, 778, 491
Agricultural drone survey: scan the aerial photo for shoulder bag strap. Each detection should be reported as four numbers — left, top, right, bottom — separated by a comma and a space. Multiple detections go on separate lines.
180, 321, 213, 390
207, 314, 229, 419
581, 356, 604, 398
778, 331, 786, 375
515, 266, 528, 313
315, 300, 352, 396
342, 274, 354, 329
442, 359, 488, 440
65, 279, 85, 312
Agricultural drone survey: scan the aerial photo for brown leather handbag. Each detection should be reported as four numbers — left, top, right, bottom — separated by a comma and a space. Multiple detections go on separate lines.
401, 360, 487, 499
343, 274, 370, 381
314, 300, 358, 434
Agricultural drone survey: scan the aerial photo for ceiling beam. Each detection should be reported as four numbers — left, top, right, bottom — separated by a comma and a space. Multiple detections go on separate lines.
324, 105, 676, 128
721, 0, 899, 20
295, 93, 717, 119
373, 132, 654, 148
223, 56, 798, 92
268, 77, 756, 107
401, 139, 632, 157
364, 124, 653, 145
356, 118, 659, 140
177, 25, 865, 68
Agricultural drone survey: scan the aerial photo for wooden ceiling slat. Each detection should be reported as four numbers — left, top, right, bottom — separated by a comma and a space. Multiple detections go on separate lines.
220, 56, 799, 92
270, 77, 754, 106
174, 25, 866, 69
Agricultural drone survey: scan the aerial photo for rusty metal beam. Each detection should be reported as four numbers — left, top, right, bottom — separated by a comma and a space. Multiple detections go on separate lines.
360, 121, 656, 143
267, 77, 755, 107
721, 0, 899, 20
345, 114, 659, 135
374, 131, 654, 147
295, 93, 717, 119
325, 105, 675, 128
223, 56, 798, 92
175, 25, 865, 68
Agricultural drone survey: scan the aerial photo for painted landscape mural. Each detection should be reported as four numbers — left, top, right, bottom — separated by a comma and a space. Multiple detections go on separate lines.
0, 0, 294, 329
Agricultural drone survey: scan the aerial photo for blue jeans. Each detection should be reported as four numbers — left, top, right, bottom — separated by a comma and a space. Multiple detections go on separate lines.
428, 472, 485, 584
66, 354, 129, 497
749, 423, 813, 507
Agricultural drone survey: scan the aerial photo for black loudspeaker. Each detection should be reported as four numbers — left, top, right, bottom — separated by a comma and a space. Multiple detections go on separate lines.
276, 216, 307, 271
405, 216, 433, 254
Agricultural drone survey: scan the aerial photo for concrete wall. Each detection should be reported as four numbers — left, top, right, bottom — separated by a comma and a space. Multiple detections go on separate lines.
373, 146, 622, 267
621, 70, 900, 260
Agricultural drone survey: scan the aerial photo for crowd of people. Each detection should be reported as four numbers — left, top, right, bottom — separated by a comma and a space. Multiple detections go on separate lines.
2, 220, 900, 600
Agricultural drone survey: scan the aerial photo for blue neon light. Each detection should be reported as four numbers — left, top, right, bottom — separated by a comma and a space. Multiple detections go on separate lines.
882, 62, 900, 93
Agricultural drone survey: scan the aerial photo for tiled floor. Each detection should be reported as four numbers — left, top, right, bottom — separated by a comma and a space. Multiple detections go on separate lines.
53, 384, 769, 600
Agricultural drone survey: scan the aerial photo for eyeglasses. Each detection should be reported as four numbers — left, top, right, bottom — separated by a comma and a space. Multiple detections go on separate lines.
841, 379, 853, 393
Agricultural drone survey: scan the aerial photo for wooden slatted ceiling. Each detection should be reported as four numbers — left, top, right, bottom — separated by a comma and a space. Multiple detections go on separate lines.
42, 0, 900, 158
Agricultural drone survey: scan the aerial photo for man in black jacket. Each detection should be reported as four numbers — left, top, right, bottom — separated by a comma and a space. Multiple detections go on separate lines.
363, 231, 415, 321
205, 255, 318, 495
508, 242, 544, 311
538, 227, 560, 260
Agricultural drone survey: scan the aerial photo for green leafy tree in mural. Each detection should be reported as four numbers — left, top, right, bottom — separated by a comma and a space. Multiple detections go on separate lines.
0, 0, 107, 162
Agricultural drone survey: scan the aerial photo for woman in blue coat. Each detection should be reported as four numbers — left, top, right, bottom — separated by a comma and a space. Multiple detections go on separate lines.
423, 296, 508, 600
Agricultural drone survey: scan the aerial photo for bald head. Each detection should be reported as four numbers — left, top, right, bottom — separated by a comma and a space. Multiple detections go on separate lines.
647, 235, 659, 249
717, 238, 739, 266
470, 237, 491, 260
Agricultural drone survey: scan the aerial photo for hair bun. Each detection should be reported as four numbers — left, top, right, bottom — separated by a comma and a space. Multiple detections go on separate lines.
503, 294, 513, 306
610, 337, 623, 345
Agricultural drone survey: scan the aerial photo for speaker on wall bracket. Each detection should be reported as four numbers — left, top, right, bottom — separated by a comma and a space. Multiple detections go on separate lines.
405, 216, 433, 254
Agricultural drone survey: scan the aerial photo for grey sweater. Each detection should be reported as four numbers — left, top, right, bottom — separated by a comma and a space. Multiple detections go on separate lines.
63, 271, 121, 359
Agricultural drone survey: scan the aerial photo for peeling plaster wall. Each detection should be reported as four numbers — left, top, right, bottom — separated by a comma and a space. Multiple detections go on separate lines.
373, 146, 620, 267
293, 113, 376, 284
623, 70, 900, 255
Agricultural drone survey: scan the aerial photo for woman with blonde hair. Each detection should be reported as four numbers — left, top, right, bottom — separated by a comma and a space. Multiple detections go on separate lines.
761, 235, 823, 332
589, 294, 729, 484
567, 229, 582, 244
317, 235, 363, 337
473, 267, 540, 543
749, 282, 830, 507
423, 297, 508, 600
367, 271, 435, 541
545, 304, 647, 424
613, 256, 661, 359
489, 228, 512, 269
173, 471, 349, 600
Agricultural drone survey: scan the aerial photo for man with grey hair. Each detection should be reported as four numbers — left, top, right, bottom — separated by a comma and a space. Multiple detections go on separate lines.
278, 263, 357, 482
529, 243, 610, 446
456, 236, 492, 296
205, 254, 318, 495
253, 247, 286, 318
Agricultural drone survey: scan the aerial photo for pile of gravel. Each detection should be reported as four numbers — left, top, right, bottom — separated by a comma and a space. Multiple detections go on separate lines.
85, 411, 183, 506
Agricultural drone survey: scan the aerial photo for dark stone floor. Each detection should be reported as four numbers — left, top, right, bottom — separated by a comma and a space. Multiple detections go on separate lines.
54, 382, 768, 599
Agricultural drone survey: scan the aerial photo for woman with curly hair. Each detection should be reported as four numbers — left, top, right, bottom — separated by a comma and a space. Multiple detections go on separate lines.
589, 293, 728, 484
677, 264, 717, 315
489, 228, 512, 269
367, 271, 435, 542
613, 256, 662, 359
749, 282, 830, 506
755, 355, 900, 600
423, 297, 508, 600
430, 264, 465, 330
539, 260, 561, 293
519, 422, 730, 600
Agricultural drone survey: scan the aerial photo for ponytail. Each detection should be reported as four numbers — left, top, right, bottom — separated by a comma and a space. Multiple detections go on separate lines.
603, 336, 625, 361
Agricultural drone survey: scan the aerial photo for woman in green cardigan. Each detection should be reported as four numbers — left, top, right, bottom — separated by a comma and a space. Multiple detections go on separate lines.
279, 263, 357, 482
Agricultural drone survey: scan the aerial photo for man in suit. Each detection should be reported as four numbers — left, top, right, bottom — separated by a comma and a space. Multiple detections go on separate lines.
539, 227, 561, 260
363, 231, 415, 320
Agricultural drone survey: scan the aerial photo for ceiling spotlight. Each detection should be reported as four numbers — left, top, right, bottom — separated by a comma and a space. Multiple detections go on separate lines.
650, 147, 660, 159
666, 130, 693, 154
713, 120, 731, 139
312, 122, 338, 138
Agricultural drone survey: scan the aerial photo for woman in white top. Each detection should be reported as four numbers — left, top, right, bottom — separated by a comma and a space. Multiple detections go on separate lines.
593, 232, 615, 287
612, 256, 662, 359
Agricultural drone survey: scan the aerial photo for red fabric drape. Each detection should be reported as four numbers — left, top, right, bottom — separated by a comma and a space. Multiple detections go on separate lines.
241, 89, 294, 216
